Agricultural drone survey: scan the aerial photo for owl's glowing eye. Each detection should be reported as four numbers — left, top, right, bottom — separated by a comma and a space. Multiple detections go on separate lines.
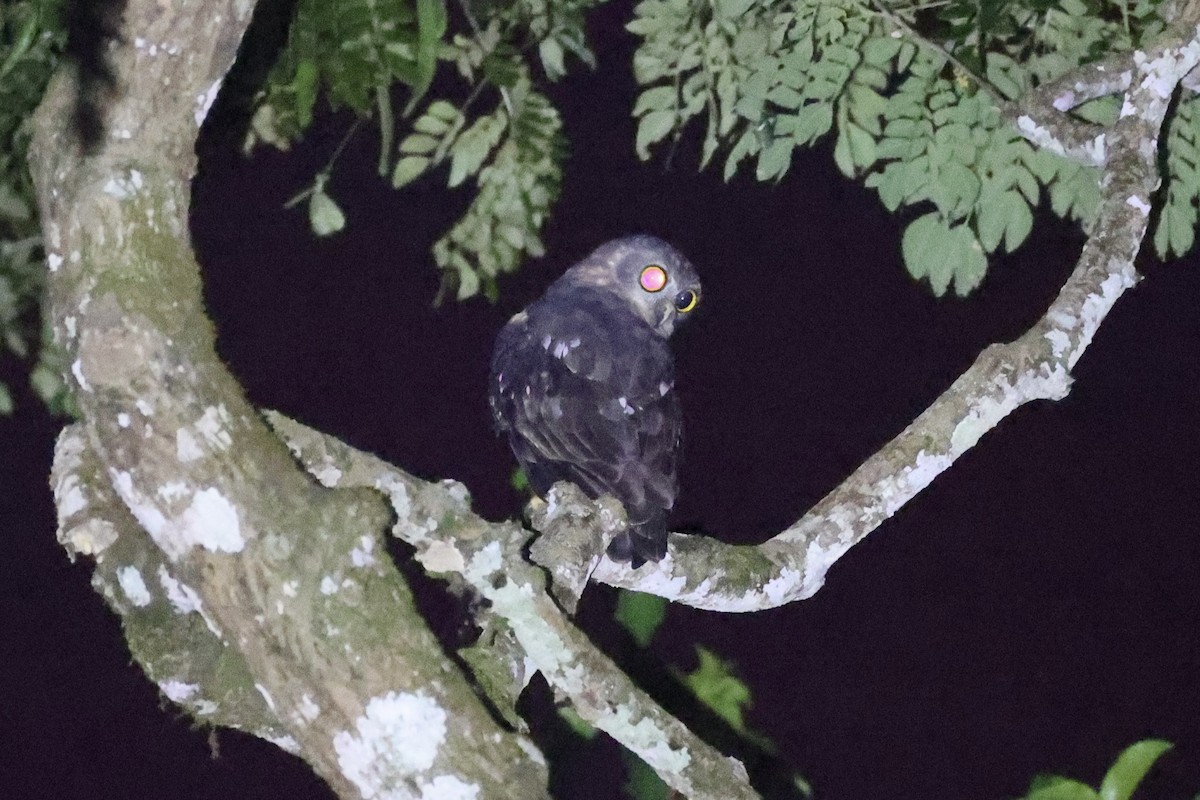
674, 289, 698, 313
639, 265, 668, 293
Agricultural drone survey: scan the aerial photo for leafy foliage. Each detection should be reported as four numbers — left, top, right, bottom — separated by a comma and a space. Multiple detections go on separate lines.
1154, 93, 1200, 259
0, 0, 71, 415
248, 0, 603, 299
247, 0, 448, 148
628, 0, 1180, 296
614, 589, 668, 647
1015, 739, 1173, 800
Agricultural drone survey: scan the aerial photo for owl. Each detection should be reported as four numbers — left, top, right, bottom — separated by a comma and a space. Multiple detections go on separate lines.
489, 235, 701, 566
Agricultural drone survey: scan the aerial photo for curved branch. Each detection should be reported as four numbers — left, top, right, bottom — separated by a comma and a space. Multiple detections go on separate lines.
586, 17, 1200, 611
268, 414, 759, 800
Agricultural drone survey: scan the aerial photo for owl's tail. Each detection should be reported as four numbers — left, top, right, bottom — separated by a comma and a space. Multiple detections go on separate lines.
606, 516, 668, 568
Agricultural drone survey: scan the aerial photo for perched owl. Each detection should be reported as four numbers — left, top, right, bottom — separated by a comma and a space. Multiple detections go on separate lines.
489, 235, 701, 567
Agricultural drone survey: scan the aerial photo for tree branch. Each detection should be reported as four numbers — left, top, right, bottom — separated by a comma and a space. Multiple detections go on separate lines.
31, 1, 548, 798
267, 413, 759, 800
586, 16, 1200, 611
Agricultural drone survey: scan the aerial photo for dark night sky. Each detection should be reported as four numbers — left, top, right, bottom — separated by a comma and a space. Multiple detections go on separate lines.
4, 3, 1200, 798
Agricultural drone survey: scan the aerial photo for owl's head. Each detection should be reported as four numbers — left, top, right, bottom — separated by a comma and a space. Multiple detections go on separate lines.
565, 235, 702, 337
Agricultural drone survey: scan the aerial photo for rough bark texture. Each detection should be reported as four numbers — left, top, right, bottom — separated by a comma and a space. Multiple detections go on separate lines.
33, 2, 548, 798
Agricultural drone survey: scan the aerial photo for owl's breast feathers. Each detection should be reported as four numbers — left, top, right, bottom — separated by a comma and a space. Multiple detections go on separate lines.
490, 286, 680, 564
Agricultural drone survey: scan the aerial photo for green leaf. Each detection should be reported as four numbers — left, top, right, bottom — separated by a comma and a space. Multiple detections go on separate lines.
900, 211, 988, 297
791, 102, 833, 146
635, 110, 675, 159
680, 647, 753, 732
717, 0, 755, 18
862, 35, 902, 67
558, 706, 598, 739
834, 120, 876, 177
1024, 776, 1100, 800
1098, 739, 1173, 800
407, 0, 448, 114
449, 114, 504, 187
1154, 203, 1196, 259
615, 591, 667, 648
308, 190, 346, 236
976, 189, 1032, 253
756, 137, 793, 181
539, 38, 566, 79
633, 86, 677, 116
1027, 777, 1099, 800
292, 59, 319, 129
392, 155, 430, 188
931, 161, 980, 219
400, 133, 440, 154
29, 364, 64, 408
0, 382, 12, 415
622, 750, 669, 800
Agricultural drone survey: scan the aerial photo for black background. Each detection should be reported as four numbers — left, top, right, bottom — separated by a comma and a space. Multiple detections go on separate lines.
3, 3, 1200, 798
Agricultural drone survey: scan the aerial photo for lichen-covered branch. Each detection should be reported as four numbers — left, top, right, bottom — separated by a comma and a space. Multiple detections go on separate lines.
31, 1, 547, 798
585, 15, 1200, 611
268, 413, 759, 800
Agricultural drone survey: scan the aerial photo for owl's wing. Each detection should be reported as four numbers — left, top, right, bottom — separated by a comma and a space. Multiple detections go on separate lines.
490, 295, 681, 561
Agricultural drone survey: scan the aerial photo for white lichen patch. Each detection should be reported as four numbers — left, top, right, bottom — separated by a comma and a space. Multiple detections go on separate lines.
420, 540, 466, 573
282, 580, 298, 598
297, 693, 321, 722
176, 406, 234, 462
486, 577, 584, 692
597, 704, 691, 777
350, 535, 376, 567
1045, 328, 1072, 358
195, 405, 234, 450
320, 575, 340, 595
62, 519, 119, 556
263, 733, 300, 754
159, 680, 198, 703
179, 488, 244, 553
762, 567, 802, 607
157, 481, 190, 502
1126, 195, 1152, 215
136, 398, 154, 416
315, 463, 343, 486
117, 412, 131, 428
55, 471, 87, 520
1072, 266, 1137, 369
464, 541, 503, 583
515, 736, 546, 766
800, 536, 853, 599
176, 428, 203, 462
47, 252, 63, 272
870, 449, 951, 519
418, 775, 480, 800
71, 359, 91, 392
377, 475, 439, 544
333, 691, 448, 799
195, 79, 223, 126
101, 170, 144, 199
157, 565, 223, 638
255, 683, 277, 712
117, 565, 152, 606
